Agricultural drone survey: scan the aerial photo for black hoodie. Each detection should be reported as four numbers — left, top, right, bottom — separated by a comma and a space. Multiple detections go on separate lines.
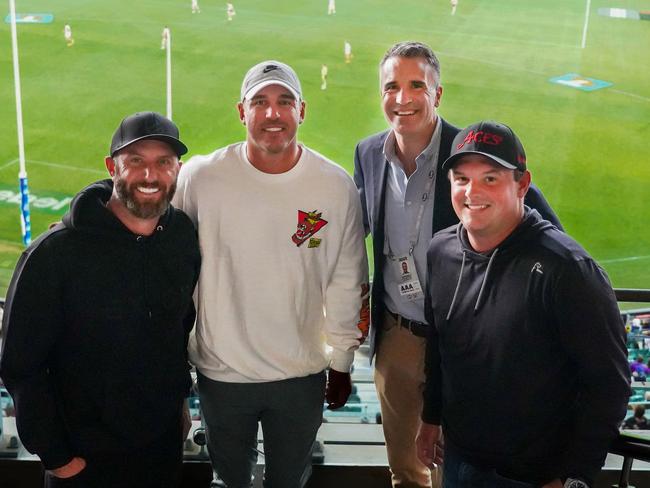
0, 180, 200, 469
423, 208, 630, 485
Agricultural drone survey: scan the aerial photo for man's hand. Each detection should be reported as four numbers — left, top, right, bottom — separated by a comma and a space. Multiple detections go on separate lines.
541, 479, 563, 488
325, 368, 352, 410
181, 401, 192, 441
416, 422, 444, 468
50, 457, 86, 479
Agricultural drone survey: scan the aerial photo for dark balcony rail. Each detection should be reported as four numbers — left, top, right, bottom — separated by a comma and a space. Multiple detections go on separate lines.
612, 288, 650, 488
615, 289, 650, 303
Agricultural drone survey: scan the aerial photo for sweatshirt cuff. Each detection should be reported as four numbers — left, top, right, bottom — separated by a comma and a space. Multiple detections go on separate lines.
421, 410, 441, 425
41, 451, 75, 471
330, 350, 354, 373
421, 396, 442, 425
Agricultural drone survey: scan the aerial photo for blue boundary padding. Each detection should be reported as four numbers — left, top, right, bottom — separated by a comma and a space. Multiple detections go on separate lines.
4, 13, 54, 24
19, 176, 31, 246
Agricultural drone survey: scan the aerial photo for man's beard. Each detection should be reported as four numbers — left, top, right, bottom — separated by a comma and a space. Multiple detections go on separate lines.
114, 177, 176, 220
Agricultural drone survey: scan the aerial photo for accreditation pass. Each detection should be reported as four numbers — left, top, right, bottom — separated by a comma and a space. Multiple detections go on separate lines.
394, 254, 423, 302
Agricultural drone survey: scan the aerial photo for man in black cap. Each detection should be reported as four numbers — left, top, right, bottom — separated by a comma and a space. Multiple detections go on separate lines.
415, 121, 630, 488
353, 41, 562, 488
0, 112, 201, 487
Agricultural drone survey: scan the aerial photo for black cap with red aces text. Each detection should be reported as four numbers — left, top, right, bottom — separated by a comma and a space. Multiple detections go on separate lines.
442, 120, 527, 172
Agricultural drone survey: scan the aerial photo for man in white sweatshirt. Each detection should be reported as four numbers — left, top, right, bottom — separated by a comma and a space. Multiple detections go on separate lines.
173, 60, 369, 488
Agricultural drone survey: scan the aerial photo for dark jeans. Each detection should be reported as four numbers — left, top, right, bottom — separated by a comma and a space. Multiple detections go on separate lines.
443, 444, 535, 488
198, 371, 326, 488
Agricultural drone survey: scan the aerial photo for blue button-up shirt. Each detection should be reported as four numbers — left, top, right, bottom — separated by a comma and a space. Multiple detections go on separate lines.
382, 120, 441, 323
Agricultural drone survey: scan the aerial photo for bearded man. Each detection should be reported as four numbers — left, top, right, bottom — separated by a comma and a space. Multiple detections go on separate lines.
0, 112, 201, 488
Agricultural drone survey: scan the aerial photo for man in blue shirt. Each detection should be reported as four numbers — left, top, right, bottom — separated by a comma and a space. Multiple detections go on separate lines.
353, 41, 561, 487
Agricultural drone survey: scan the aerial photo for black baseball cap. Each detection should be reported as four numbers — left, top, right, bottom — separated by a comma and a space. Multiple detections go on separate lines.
442, 120, 527, 172
109, 112, 188, 157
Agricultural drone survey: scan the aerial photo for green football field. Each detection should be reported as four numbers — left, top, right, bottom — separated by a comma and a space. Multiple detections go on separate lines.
0, 0, 649, 298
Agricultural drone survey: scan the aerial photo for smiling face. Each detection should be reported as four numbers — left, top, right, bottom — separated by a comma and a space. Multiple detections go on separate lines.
449, 155, 531, 252
238, 83, 305, 164
380, 56, 442, 139
105, 138, 180, 220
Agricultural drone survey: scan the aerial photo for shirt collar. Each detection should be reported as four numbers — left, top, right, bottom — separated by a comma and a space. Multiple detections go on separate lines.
382, 116, 442, 172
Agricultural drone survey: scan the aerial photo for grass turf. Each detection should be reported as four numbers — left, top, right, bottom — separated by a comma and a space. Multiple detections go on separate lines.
0, 0, 649, 298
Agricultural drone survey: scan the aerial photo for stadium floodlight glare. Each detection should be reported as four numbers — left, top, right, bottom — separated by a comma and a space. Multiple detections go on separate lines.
166, 28, 172, 120
9, 0, 31, 246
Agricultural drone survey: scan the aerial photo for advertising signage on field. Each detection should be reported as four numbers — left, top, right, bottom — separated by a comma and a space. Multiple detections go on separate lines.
549, 73, 613, 92
0, 184, 71, 214
4, 13, 54, 24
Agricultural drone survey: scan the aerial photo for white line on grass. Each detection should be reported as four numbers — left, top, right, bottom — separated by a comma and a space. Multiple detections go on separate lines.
581, 0, 591, 49
77, 13, 582, 52
0, 159, 19, 172
439, 51, 650, 104
610, 89, 650, 103
600, 255, 650, 264
0, 159, 105, 175
439, 51, 548, 77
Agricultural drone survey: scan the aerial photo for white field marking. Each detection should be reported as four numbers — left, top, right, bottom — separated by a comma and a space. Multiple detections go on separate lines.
76, 13, 580, 52
0, 158, 105, 175
0, 159, 19, 171
609, 89, 650, 103
0, 237, 24, 246
437, 52, 650, 103
439, 51, 548, 77
581, 0, 591, 49
72, 5, 585, 50
600, 255, 650, 264
369, 30, 578, 52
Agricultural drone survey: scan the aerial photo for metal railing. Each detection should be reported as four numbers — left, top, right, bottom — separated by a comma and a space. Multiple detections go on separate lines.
612, 288, 650, 488
2, 291, 650, 484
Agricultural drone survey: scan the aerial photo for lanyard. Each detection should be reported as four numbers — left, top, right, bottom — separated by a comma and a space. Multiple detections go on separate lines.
386, 166, 435, 257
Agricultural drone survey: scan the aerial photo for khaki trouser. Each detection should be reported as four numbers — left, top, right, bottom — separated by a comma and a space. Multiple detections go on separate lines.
375, 311, 441, 488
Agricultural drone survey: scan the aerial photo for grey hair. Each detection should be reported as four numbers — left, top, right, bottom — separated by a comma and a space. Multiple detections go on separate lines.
380, 41, 441, 81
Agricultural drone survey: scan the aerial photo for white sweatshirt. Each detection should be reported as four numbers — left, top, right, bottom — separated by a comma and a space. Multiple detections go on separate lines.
173, 143, 369, 382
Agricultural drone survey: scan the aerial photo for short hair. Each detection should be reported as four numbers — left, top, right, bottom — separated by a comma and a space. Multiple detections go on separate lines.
380, 41, 441, 81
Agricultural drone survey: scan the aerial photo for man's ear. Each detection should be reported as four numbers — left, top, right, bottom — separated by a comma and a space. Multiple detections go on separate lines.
518, 170, 532, 198
237, 102, 246, 125
299, 100, 306, 124
434, 85, 443, 108
105, 156, 116, 177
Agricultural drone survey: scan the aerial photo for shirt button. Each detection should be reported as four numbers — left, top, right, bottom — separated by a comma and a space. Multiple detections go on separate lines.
406, 201, 412, 206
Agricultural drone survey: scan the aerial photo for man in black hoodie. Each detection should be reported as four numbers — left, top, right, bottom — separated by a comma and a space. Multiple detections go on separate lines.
0, 112, 200, 488
415, 121, 630, 488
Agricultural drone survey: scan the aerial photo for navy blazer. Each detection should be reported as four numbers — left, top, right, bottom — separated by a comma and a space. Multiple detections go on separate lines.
353, 118, 563, 359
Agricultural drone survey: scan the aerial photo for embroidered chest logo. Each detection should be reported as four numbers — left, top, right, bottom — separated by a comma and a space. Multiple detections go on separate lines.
531, 262, 544, 275
291, 210, 328, 247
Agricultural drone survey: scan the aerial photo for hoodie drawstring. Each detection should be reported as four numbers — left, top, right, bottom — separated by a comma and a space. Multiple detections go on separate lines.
446, 247, 500, 320
474, 247, 499, 312
446, 251, 466, 321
